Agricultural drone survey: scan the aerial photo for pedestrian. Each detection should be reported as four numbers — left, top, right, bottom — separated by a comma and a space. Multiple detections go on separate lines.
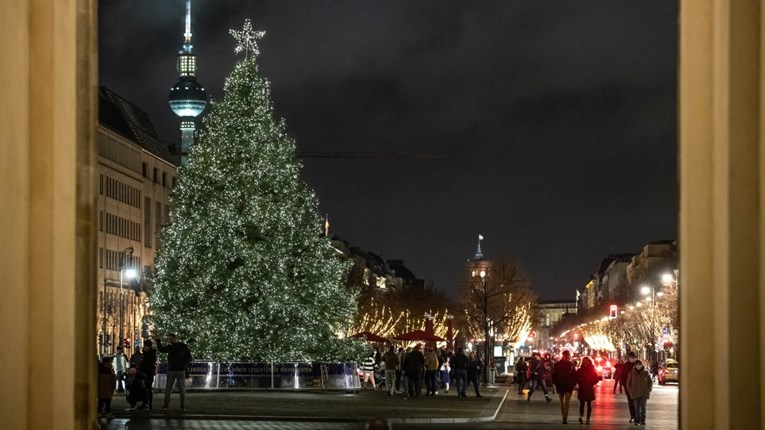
424, 347, 440, 396
515, 357, 528, 395
466, 351, 483, 397
399, 347, 411, 394
112, 346, 128, 393
650, 360, 659, 383
439, 359, 451, 393
612, 359, 624, 394
137, 339, 157, 409
620, 351, 638, 423
575, 356, 600, 424
382, 346, 399, 396
155, 333, 193, 411
626, 359, 653, 426
97, 356, 117, 419
526, 352, 552, 402
125, 347, 147, 410
451, 347, 469, 398
552, 350, 576, 424
361, 352, 377, 389
374, 347, 382, 366
405, 344, 425, 397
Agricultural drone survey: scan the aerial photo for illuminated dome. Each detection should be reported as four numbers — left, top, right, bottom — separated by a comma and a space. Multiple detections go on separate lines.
169, 77, 207, 118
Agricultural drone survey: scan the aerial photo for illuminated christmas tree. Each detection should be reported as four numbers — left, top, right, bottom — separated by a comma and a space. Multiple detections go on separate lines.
151, 20, 363, 362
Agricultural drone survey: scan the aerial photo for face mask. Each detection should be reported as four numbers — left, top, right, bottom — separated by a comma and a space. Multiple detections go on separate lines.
635, 365, 643, 370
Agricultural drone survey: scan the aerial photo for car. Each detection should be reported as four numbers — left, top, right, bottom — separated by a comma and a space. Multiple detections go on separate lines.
658, 359, 679, 384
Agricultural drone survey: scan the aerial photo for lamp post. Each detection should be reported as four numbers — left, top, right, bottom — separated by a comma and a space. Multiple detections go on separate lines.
119, 246, 135, 352
471, 269, 491, 385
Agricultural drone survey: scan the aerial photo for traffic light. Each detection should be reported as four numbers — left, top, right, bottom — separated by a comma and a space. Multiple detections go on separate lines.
123, 337, 131, 348
610, 304, 618, 319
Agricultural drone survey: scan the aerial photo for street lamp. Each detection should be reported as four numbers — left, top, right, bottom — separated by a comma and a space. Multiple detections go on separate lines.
471, 269, 491, 385
119, 247, 135, 352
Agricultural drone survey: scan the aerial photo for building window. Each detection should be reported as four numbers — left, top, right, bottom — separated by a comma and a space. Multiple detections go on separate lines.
144, 197, 152, 248
142, 162, 148, 179
162, 171, 167, 187
153, 168, 158, 183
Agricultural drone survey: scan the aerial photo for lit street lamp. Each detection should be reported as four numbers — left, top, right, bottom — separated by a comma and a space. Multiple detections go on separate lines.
640, 284, 661, 361
471, 269, 492, 385
118, 247, 136, 352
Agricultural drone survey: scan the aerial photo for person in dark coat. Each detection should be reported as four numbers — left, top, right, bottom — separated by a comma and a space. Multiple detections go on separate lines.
155, 333, 193, 411
137, 340, 157, 409
620, 351, 638, 423
97, 356, 117, 419
466, 351, 483, 397
576, 356, 600, 424
612, 359, 624, 393
552, 350, 577, 424
527, 352, 552, 402
626, 360, 653, 425
404, 344, 425, 397
451, 347, 469, 398
515, 357, 528, 394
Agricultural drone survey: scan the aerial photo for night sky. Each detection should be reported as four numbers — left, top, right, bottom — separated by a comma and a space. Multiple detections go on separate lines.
99, 1, 678, 301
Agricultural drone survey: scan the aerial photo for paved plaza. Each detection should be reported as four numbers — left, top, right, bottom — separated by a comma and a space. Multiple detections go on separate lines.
104, 378, 678, 429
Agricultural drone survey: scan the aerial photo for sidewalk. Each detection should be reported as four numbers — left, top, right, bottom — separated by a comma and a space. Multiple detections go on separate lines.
106, 380, 510, 428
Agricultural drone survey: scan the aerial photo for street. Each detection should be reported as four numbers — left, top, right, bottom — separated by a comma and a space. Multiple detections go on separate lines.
105, 378, 678, 429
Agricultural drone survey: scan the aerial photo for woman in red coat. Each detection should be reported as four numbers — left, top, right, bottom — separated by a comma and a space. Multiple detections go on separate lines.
575, 357, 600, 424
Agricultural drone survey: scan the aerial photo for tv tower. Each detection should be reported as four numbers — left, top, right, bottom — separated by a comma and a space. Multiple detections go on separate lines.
168, 0, 207, 165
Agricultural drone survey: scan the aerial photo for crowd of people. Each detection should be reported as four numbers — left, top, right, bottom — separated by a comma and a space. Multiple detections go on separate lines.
512, 349, 654, 426
97, 333, 192, 419
358, 344, 485, 399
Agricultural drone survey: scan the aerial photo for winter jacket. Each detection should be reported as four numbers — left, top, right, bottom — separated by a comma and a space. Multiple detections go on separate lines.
112, 352, 128, 373
620, 359, 636, 385
424, 351, 440, 371
529, 356, 546, 377
467, 357, 482, 378
139, 348, 157, 377
626, 367, 653, 399
405, 350, 425, 377
552, 359, 577, 393
156, 340, 192, 371
98, 364, 117, 399
575, 362, 600, 401
382, 351, 400, 370
451, 352, 468, 370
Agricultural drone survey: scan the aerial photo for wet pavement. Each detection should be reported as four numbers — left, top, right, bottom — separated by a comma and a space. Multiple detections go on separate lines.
102, 378, 678, 429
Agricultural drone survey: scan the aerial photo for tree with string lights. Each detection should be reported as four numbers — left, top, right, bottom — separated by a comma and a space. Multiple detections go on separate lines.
150, 20, 364, 362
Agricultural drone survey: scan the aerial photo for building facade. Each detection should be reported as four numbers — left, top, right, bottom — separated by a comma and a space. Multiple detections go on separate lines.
535, 300, 577, 351
97, 87, 179, 356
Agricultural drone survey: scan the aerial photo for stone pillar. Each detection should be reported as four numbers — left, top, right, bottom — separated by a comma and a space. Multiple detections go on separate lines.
679, 0, 763, 428
0, 0, 97, 429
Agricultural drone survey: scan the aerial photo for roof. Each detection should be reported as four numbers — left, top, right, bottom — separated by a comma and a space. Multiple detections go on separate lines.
98, 86, 180, 166
386, 259, 419, 282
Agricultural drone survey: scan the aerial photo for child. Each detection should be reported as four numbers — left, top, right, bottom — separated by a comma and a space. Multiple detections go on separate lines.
439, 359, 451, 393
97, 356, 117, 419
626, 359, 653, 425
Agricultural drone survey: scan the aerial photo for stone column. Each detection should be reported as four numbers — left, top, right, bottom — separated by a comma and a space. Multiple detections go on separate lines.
679, 0, 763, 428
0, 0, 97, 429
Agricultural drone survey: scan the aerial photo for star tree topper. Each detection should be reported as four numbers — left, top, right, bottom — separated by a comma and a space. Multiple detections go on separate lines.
230, 19, 266, 59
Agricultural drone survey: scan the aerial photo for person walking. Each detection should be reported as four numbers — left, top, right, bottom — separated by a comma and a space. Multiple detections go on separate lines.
515, 357, 528, 395
576, 356, 600, 424
155, 333, 192, 411
405, 344, 425, 397
137, 339, 157, 409
451, 347, 469, 398
112, 346, 128, 393
527, 352, 552, 402
552, 350, 576, 424
620, 351, 638, 423
650, 360, 659, 383
424, 347, 440, 396
626, 359, 653, 426
466, 351, 483, 397
612, 359, 624, 394
395, 347, 405, 393
382, 346, 399, 396
97, 356, 117, 419
125, 348, 146, 410
361, 353, 377, 389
